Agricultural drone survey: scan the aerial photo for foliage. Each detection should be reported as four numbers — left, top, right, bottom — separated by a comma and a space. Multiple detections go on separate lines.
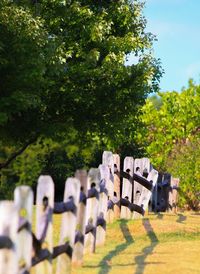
0, 0, 162, 198
166, 139, 200, 210
138, 80, 200, 169
1, 0, 161, 146
0, 4, 50, 144
138, 80, 200, 209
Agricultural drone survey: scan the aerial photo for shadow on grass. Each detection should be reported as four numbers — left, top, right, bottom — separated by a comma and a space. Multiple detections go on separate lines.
156, 212, 164, 219
134, 218, 160, 274
176, 213, 187, 223
97, 219, 134, 274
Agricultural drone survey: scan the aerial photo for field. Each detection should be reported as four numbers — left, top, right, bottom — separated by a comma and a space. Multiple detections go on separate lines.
71, 212, 200, 274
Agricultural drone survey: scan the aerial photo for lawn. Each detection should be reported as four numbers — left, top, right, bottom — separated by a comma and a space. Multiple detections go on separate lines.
72, 212, 200, 274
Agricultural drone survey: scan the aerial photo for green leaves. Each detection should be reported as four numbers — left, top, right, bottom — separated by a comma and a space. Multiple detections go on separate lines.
137, 80, 200, 209
0, 0, 162, 198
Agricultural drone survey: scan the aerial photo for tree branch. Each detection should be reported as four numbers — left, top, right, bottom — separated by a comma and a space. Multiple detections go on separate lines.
0, 136, 38, 170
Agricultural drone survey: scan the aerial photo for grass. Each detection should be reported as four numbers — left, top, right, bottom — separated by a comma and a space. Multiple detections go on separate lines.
71, 212, 200, 274
30, 211, 200, 273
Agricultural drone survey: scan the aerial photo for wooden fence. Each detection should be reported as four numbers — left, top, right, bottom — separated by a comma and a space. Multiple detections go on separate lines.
0, 151, 179, 274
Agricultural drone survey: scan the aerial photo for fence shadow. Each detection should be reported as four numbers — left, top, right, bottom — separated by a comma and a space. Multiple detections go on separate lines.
97, 219, 134, 274
176, 213, 187, 223
134, 218, 161, 274
156, 212, 164, 219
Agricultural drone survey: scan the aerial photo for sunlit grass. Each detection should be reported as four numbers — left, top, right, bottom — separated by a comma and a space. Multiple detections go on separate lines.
31, 211, 200, 273
72, 212, 200, 274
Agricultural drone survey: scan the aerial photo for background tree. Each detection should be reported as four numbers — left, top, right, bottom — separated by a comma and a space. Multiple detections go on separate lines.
138, 80, 200, 209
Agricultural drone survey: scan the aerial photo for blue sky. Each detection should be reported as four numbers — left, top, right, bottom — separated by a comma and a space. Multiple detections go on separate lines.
143, 0, 200, 92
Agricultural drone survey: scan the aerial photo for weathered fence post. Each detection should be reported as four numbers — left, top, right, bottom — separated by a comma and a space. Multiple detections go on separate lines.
72, 170, 87, 266
35, 175, 54, 274
133, 168, 158, 220
102, 151, 114, 223
141, 169, 158, 211
113, 154, 121, 219
121, 157, 134, 219
56, 178, 80, 274
169, 178, 180, 213
96, 164, 109, 246
133, 158, 150, 205
84, 168, 100, 254
0, 201, 18, 274
102, 151, 114, 199
133, 158, 143, 205
14, 186, 33, 273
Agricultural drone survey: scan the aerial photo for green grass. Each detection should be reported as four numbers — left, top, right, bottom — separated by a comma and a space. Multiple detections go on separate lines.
72, 212, 200, 274
31, 211, 200, 273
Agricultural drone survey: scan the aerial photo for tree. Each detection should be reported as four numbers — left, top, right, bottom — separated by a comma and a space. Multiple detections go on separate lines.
165, 139, 200, 210
0, 0, 162, 170
0, 2, 55, 172
138, 80, 200, 209
138, 80, 200, 169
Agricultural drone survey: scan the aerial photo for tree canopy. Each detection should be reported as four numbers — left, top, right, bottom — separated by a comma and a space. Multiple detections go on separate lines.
0, 0, 162, 198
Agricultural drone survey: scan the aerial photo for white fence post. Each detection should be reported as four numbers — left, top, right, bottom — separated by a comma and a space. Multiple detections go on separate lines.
35, 175, 54, 274
56, 178, 80, 274
0, 201, 18, 274
72, 170, 88, 266
102, 151, 114, 223
84, 168, 100, 254
133, 169, 158, 219
169, 177, 180, 213
96, 164, 109, 246
121, 157, 134, 219
113, 154, 121, 219
14, 186, 33, 273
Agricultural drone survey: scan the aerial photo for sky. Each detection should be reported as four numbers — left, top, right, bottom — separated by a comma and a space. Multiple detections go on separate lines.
141, 0, 200, 92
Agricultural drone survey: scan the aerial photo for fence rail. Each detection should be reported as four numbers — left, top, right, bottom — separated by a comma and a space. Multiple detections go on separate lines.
0, 151, 179, 274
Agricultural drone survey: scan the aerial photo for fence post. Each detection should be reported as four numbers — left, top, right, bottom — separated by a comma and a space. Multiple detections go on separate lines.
56, 178, 80, 274
72, 170, 88, 266
102, 151, 114, 199
121, 157, 134, 219
102, 151, 114, 223
0, 201, 18, 274
113, 154, 121, 219
96, 164, 109, 246
35, 175, 54, 274
133, 169, 158, 219
84, 168, 100, 254
169, 178, 180, 213
134, 158, 150, 205
14, 186, 33, 273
